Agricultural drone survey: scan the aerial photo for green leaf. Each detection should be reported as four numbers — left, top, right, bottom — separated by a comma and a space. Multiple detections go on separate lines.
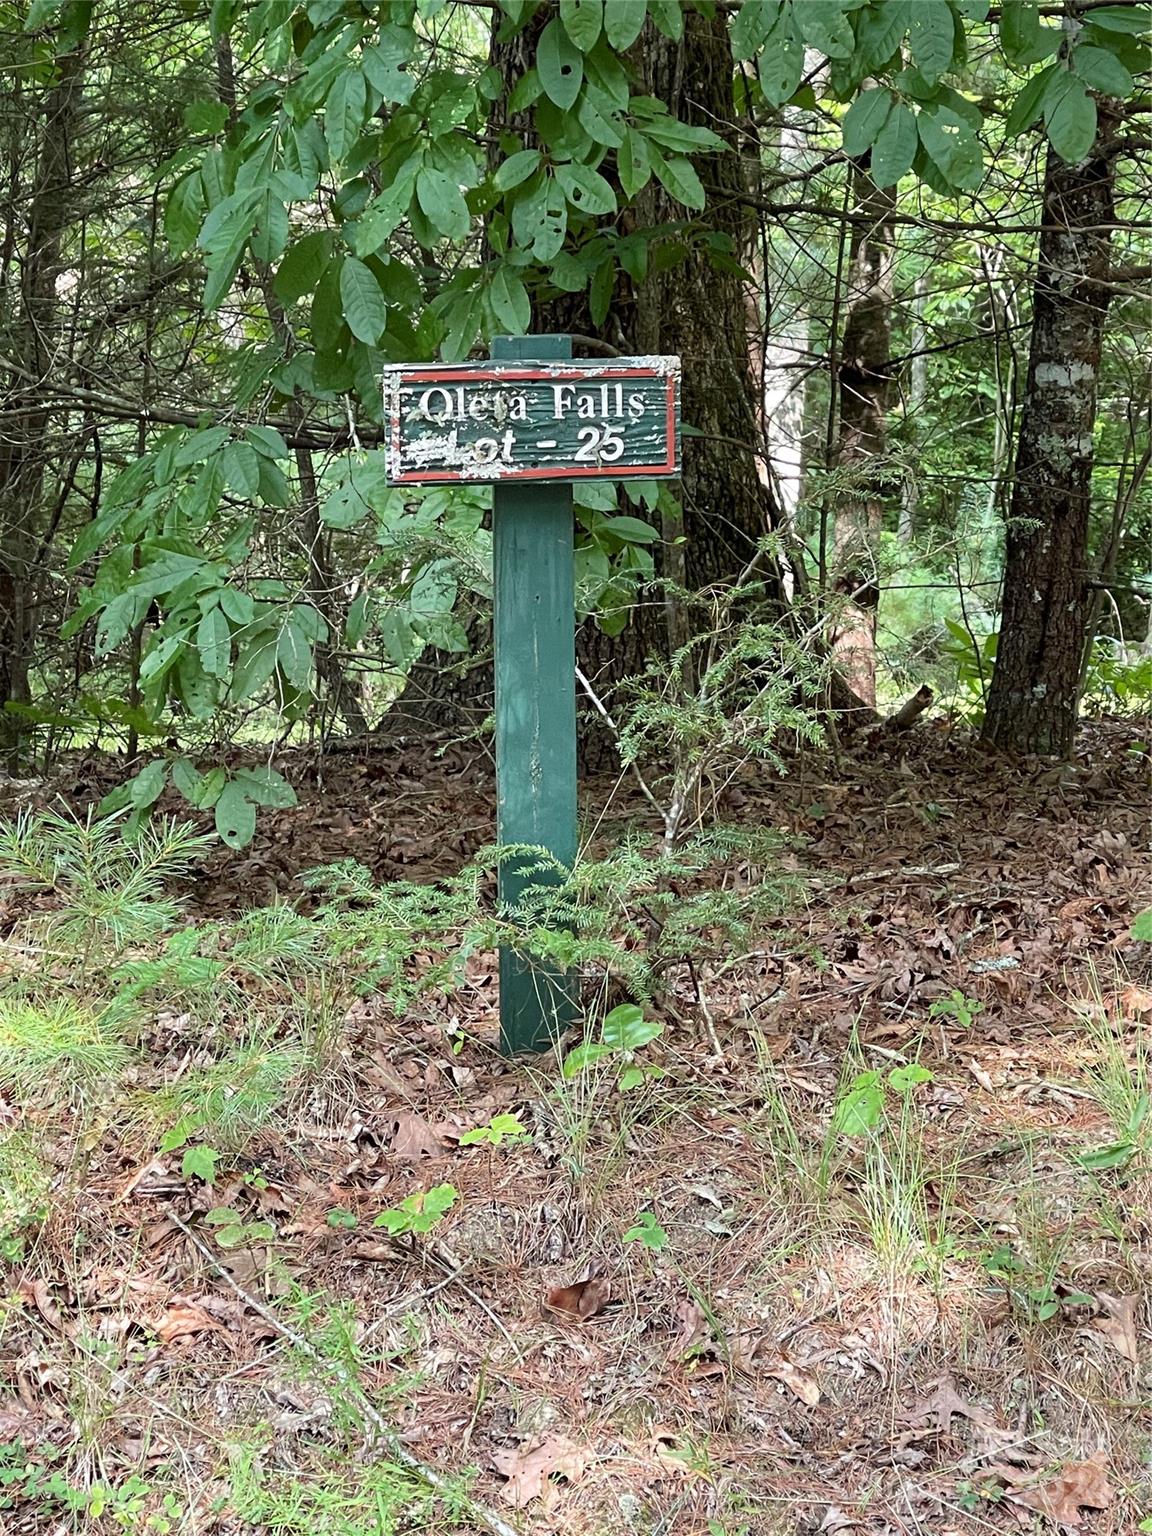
731, 0, 777, 59
221, 440, 260, 498
325, 66, 366, 165
555, 161, 617, 216
230, 631, 279, 702
1000, 0, 1061, 66
1004, 63, 1059, 135
917, 106, 983, 190
1132, 908, 1152, 941
757, 10, 805, 105
415, 166, 471, 241
602, 1004, 663, 1051
1076, 1141, 1136, 1171
494, 149, 541, 191
598, 514, 659, 543
870, 101, 918, 184
194, 766, 228, 810
170, 757, 202, 803
197, 606, 232, 678
245, 425, 289, 460
649, 148, 705, 211
1088, 5, 1151, 33
183, 100, 229, 135
537, 18, 584, 109
1072, 44, 1134, 96
578, 82, 626, 146
562, 1040, 614, 1077
274, 230, 332, 304
182, 1145, 220, 1182
219, 587, 255, 626
618, 127, 652, 197
560, 0, 601, 51
277, 619, 313, 689
603, 0, 646, 49
832, 1070, 884, 1135
488, 264, 531, 333
129, 758, 168, 809
1044, 75, 1097, 162
888, 1062, 934, 1092
908, 0, 956, 83
793, 0, 855, 59
841, 87, 893, 156
214, 781, 257, 848
339, 256, 389, 344
232, 765, 296, 808
647, 0, 683, 39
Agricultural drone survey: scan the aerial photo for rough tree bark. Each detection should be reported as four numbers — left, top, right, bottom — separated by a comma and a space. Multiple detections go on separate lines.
830, 162, 896, 708
981, 119, 1116, 757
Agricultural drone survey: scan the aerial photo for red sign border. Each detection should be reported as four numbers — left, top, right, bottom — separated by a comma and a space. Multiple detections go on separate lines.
383, 361, 680, 484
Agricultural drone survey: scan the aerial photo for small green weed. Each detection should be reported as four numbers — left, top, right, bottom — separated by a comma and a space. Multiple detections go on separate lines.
624, 1211, 669, 1252
374, 1184, 458, 1238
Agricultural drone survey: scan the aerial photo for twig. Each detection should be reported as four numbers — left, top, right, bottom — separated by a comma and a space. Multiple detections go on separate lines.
166, 1211, 522, 1536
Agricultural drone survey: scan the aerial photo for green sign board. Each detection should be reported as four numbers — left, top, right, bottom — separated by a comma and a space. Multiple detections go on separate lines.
383, 339, 682, 1056
383, 357, 680, 484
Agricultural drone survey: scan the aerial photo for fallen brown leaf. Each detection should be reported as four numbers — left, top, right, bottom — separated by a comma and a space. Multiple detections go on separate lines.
1120, 983, 1152, 1016
988, 1455, 1115, 1527
902, 1375, 993, 1436
387, 1109, 448, 1160
763, 1355, 821, 1405
1090, 1292, 1139, 1364
154, 1301, 223, 1345
544, 1275, 610, 1321
491, 1435, 588, 1508
17, 1277, 64, 1332
671, 1298, 711, 1356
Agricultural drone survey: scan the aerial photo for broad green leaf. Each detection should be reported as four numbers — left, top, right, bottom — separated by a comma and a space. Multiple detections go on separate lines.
555, 161, 617, 215
649, 148, 706, 211
233, 765, 297, 808
488, 264, 531, 333
855, 0, 911, 70
1072, 44, 1134, 96
230, 631, 279, 702
165, 174, 205, 256
339, 257, 388, 344
589, 257, 613, 325
637, 113, 725, 153
647, 0, 683, 39
917, 106, 983, 189
832, 1070, 884, 1136
129, 758, 168, 809
415, 166, 471, 241
494, 148, 541, 191
562, 1040, 614, 1077
277, 620, 313, 689
908, 0, 956, 83
603, 0, 646, 49
888, 1062, 934, 1092
222, 441, 260, 499
197, 606, 232, 678
618, 127, 652, 197
1133, 907, 1152, 941
559, 0, 602, 52
758, 10, 805, 105
1044, 75, 1097, 162
1000, 0, 1061, 66
219, 587, 255, 626
870, 101, 918, 184
1088, 5, 1151, 33
537, 19, 584, 110
170, 757, 201, 803
732, 0, 777, 59
602, 1004, 662, 1051
793, 0, 855, 59
245, 425, 289, 460
1004, 62, 1058, 134
841, 87, 893, 157
578, 83, 625, 147
549, 250, 590, 292
215, 781, 257, 848
598, 514, 659, 543
274, 230, 332, 304
194, 766, 227, 809
325, 67, 367, 164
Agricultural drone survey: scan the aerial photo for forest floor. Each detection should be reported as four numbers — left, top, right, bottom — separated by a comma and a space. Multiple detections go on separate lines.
1, 719, 1151, 1536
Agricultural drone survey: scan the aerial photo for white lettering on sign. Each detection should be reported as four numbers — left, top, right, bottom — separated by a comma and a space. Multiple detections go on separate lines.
383, 356, 680, 484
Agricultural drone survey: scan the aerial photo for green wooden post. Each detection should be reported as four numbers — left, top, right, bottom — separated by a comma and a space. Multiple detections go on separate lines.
492, 333, 578, 1055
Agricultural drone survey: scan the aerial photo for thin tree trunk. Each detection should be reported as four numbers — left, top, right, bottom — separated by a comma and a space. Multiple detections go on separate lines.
899, 272, 927, 543
0, 42, 85, 766
981, 121, 1116, 757
830, 162, 896, 708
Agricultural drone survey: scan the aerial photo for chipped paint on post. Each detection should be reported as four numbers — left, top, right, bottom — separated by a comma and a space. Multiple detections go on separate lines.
383, 357, 680, 484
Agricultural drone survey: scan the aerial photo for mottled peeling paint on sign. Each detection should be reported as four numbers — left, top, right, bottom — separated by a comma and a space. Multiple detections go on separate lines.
382, 356, 681, 484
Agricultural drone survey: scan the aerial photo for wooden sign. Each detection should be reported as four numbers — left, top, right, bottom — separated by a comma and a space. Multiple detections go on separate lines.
383, 356, 680, 484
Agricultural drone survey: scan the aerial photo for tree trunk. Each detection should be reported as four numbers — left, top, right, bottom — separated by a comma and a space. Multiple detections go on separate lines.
0, 42, 85, 766
981, 122, 1116, 757
830, 162, 896, 708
